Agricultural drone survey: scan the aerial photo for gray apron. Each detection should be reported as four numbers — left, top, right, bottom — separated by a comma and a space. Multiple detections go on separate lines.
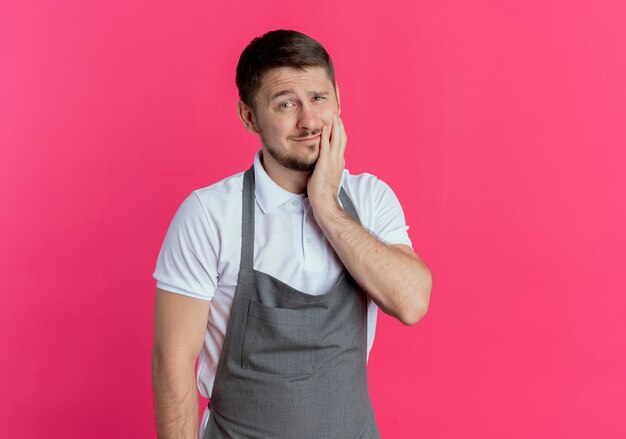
203, 167, 380, 439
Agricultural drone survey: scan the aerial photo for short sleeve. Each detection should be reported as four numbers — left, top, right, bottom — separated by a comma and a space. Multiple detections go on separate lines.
152, 192, 218, 300
371, 179, 413, 248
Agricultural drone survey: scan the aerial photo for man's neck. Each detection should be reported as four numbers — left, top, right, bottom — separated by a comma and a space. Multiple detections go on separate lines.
260, 151, 311, 195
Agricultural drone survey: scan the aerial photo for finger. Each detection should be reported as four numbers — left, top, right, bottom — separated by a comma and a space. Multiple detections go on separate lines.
319, 125, 330, 160
331, 113, 344, 160
323, 116, 335, 157
338, 116, 347, 159
330, 113, 340, 155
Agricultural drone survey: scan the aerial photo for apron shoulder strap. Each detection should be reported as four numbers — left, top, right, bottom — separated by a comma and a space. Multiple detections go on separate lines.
338, 187, 362, 225
240, 166, 255, 271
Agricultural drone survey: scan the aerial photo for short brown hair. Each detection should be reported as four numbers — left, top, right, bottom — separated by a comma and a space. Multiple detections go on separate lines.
236, 29, 336, 108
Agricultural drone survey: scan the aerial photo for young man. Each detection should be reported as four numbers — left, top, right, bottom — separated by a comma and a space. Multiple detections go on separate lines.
152, 29, 432, 439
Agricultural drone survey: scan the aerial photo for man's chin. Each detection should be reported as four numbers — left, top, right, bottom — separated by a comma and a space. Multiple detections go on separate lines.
264, 144, 319, 172
294, 154, 319, 172
294, 143, 319, 162
291, 155, 317, 172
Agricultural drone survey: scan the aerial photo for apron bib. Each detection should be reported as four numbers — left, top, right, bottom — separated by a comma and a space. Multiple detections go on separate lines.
203, 167, 380, 439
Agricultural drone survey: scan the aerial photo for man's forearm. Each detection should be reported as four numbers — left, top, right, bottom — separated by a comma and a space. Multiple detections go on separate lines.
305, 114, 431, 325
152, 351, 199, 439
313, 199, 432, 325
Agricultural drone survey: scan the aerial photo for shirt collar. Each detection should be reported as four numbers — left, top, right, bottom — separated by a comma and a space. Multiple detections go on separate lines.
253, 150, 305, 214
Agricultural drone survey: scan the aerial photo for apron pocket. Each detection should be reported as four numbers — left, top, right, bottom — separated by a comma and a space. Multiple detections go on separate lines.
241, 300, 320, 376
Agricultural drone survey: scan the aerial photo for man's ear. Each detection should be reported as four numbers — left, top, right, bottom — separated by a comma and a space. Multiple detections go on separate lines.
335, 83, 341, 116
237, 100, 259, 134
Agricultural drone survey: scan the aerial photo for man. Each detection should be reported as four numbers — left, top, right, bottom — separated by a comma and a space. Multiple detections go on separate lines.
152, 29, 432, 439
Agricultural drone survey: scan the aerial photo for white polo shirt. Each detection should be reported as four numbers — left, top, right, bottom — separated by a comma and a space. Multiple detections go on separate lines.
153, 150, 412, 432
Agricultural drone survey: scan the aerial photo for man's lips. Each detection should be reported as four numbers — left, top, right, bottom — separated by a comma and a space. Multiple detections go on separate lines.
292, 134, 321, 141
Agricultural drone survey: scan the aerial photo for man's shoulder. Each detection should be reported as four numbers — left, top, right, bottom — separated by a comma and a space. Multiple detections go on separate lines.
192, 170, 246, 205
341, 169, 391, 197
174, 170, 247, 232
341, 169, 404, 220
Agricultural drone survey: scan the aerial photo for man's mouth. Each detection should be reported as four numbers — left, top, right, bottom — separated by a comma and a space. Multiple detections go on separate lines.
292, 134, 321, 141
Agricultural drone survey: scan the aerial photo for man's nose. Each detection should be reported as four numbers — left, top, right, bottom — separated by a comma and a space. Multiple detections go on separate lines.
296, 103, 322, 132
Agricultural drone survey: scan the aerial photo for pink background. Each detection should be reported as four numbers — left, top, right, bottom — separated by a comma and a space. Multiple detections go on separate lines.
1, 1, 625, 437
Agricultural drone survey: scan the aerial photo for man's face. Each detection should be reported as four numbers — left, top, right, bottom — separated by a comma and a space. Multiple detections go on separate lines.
247, 66, 340, 172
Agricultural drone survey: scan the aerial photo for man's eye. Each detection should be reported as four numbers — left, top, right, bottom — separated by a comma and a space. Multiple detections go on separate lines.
313, 96, 326, 101
280, 102, 294, 109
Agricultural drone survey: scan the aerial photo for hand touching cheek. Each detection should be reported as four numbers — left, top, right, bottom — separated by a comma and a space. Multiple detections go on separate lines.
307, 113, 348, 216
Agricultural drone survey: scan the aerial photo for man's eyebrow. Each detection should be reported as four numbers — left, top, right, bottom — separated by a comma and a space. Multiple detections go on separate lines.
270, 89, 296, 101
269, 89, 330, 101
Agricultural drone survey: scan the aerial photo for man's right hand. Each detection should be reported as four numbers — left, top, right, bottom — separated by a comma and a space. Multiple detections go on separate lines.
152, 288, 211, 438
